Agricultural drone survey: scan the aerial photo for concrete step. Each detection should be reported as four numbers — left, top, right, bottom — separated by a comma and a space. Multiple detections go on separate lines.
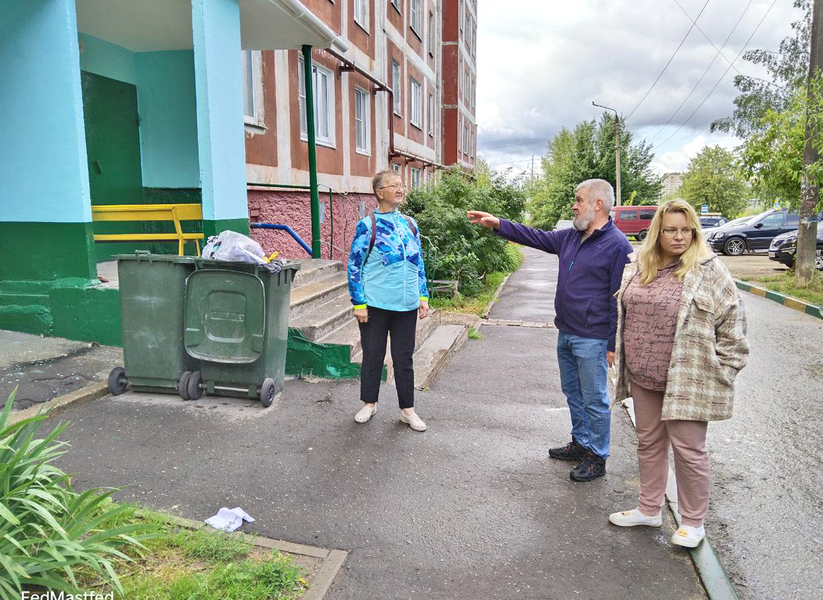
410, 323, 469, 390
289, 272, 348, 319
289, 294, 355, 342
319, 318, 361, 361
291, 259, 344, 288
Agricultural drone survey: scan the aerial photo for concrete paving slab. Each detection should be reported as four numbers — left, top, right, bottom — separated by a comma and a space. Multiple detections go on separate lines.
489, 246, 558, 323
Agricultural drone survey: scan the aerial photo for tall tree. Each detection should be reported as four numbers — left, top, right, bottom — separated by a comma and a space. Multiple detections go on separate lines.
680, 146, 748, 218
528, 113, 661, 229
712, 0, 812, 137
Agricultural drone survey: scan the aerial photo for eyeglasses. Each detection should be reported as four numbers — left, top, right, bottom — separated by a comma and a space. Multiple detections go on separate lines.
660, 227, 695, 238
378, 183, 406, 192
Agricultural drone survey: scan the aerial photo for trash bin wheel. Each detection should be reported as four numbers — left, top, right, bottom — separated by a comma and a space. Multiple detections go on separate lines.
260, 378, 276, 408
108, 367, 128, 396
187, 371, 204, 400
178, 371, 192, 401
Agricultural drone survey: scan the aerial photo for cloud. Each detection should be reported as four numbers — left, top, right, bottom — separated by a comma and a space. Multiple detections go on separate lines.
477, 0, 804, 172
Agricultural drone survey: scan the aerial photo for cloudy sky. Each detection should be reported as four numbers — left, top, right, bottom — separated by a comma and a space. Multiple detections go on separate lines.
476, 0, 804, 176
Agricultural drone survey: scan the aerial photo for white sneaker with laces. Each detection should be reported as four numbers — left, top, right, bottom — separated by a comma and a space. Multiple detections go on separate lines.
400, 411, 427, 432
355, 404, 377, 424
608, 509, 663, 528
670, 524, 705, 548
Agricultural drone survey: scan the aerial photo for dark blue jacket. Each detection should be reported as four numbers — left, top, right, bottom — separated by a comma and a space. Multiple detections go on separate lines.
496, 218, 632, 351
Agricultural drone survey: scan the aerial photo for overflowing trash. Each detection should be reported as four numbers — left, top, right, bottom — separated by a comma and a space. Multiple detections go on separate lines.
202, 230, 283, 273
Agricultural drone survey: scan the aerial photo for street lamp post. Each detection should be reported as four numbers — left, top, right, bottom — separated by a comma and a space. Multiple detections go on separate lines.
592, 102, 621, 206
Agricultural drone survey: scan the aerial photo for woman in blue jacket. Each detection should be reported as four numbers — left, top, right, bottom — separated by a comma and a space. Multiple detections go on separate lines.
347, 170, 429, 431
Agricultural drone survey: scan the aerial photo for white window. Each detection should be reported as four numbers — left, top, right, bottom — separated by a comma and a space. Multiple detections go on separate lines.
410, 0, 422, 37
391, 0, 401, 12
354, 0, 368, 32
392, 60, 401, 115
410, 78, 422, 128
354, 87, 370, 155
241, 50, 263, 125
463, 123, 469, 155
471, 77, 475, 108
428, 11, 435, 56
298, 57, 335, 147
428, 93, 434, 136
411, 168, 421, 189
392, 163, 401, 174
466, 17, 472, 52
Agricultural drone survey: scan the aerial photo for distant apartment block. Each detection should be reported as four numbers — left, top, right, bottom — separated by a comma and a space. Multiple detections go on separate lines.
661, 172, 683, 199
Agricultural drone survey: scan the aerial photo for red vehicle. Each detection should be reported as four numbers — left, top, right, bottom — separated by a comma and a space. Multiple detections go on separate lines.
610, 205, 658, 240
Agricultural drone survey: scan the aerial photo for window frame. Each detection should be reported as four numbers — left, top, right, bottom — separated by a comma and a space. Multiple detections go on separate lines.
410, 77, 422, 129
428, 10, 435, 57
639, 209, 657, 221
242, 50, 264, 127
392, 59, 402, 116
411, 167, 422, 189
391, 0, 401, 14
354, 0, 369, 33
620, 210, 638, 221
410, 0, 422, 38
298, 57, 336, 148
428, 93, 434, 137
354, 86, 371, 156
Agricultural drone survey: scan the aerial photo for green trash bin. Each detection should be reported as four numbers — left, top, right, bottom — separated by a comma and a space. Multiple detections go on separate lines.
182, 259, 300, 407
107, 252, 201, 398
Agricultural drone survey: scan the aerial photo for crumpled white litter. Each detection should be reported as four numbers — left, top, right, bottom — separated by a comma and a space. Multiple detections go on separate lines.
204, 507, 255, 532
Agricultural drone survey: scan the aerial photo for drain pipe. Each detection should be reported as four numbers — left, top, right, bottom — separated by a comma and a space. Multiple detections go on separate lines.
325, 48, 445, 170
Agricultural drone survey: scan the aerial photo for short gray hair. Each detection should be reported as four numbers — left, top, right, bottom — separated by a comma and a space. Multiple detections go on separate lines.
576, 179, 615, 212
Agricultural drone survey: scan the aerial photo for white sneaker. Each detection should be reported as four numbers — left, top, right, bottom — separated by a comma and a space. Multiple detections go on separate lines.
670, 524, 705, 548
355, 404, 377, 423
608, 508, 663, 528
400, 411, 427, 432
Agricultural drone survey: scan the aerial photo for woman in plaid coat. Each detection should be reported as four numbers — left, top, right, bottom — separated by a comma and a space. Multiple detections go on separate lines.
608, 200, 749, 548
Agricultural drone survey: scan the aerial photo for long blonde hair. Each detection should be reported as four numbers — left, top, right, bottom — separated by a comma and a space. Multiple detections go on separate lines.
637, 199, 711, 285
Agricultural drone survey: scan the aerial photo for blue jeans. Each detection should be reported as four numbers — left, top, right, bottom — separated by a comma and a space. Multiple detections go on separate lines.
556, 331, 610, 459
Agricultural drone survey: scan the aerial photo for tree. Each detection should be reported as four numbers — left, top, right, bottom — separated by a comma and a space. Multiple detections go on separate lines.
527, 113, 662, 229
679, 146, 748, 218
712, 0, 812, 137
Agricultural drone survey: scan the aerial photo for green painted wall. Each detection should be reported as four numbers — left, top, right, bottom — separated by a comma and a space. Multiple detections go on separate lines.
50, 285, 121, 346
0, 222, 95, 281
203, 218, 250, 238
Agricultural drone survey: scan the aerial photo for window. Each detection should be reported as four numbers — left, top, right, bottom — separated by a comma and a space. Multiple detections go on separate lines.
620, 211, 638, 221
411, 168, 421, 189
392, 60, 401, 115
470, 77, 475, 108
464, 67, 470, 100
787, 213, 799, 226
640, 209, 657, 220
465, 16, 472, 52
428, 11, 434, 56
410, 0, 422, 37
392, 163, 401, 174
410, 78, 422, 128
428, 93, 434, 136
759, 213, 784, 228
241, 51, 263, 124
354, 0, 368, 32
298, 57, 335, 146
463, 123, 469, 155
354, 87, 370, 154
391, 0, 401, 13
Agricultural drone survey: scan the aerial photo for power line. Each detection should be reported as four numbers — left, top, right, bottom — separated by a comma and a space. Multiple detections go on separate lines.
653, 0, 779, 151
625, 0, 712, 122
648, 0, 753, 143
671, 0, 743, 76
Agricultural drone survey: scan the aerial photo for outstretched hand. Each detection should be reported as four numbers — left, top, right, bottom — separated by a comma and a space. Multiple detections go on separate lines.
466, 210, 501, 230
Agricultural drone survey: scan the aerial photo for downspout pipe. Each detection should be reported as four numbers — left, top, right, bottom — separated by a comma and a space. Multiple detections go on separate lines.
325, 48, 445, 170
302, 45, 322, 259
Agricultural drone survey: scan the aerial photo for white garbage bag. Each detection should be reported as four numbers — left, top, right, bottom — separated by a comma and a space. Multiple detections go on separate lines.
202, 230, 268, 265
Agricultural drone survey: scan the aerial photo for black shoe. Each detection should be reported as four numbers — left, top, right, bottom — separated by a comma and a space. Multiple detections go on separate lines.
549, 439, 588, 462
570, 453, 606, 482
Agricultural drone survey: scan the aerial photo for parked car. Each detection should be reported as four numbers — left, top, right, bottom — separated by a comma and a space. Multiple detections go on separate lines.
554, 219, 574, 231
610, 205, 658, 240
699, 214, 727, 229
701, 215, 753, 240
768, 224, 823, 270
706, 209, 800, 256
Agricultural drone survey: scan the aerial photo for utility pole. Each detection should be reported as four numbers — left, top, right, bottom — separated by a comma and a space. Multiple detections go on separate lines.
593, 102, 621, 206
798, 0, 823, 284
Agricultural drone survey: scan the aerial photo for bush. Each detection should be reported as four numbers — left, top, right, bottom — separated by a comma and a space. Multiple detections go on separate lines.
404, 167, 526, 296
0, 388, 150, 598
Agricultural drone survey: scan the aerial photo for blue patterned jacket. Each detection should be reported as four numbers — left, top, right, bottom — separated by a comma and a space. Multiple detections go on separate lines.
347, 210, 429, 312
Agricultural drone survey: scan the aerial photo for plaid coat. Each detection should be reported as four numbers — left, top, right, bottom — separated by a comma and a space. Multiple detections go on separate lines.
613, 253, 749, 421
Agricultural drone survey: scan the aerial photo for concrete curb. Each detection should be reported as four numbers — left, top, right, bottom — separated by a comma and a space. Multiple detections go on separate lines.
137, 510, 348, 600
621, 399, 740, 600
734, 279, 823, 320
9, 380, 110, 425
480, 273, 512, 319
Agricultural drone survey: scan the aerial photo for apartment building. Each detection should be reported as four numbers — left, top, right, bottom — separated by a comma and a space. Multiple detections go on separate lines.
441, 0, 476, 170
244, 0, 447, 258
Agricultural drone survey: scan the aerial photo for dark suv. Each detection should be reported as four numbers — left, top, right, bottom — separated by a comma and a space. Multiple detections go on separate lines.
706, 209, 800, 256
768, 222, 823, 270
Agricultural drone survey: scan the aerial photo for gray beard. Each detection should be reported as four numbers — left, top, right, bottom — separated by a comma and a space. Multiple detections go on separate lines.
573, 208, 594, 231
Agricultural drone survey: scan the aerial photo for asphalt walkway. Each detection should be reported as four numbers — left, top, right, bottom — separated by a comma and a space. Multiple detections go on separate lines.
45, 246, 706, 600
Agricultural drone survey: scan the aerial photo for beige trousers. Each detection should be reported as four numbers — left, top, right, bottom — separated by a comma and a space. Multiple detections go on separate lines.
632, 382, 710, 527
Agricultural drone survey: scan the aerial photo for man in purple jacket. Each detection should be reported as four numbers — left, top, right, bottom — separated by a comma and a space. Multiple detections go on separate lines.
468, 179, 632, 482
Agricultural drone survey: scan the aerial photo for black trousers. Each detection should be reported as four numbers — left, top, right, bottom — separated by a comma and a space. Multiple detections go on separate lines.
358, 306, 417, 409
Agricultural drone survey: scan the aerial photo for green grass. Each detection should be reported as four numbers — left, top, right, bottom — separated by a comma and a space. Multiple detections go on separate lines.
75, 505, 308, 600
739, 271, 823, 307
430, 244, 524, 315
468, 327, 484, 340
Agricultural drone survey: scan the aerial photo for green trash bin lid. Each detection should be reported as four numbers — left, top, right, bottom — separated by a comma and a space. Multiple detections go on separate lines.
184, 269, 266, 364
